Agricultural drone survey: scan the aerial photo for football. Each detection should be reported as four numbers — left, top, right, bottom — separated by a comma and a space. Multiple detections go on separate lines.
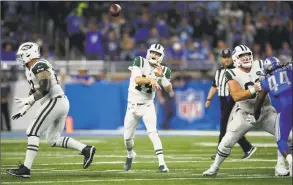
109, 4, 121, 17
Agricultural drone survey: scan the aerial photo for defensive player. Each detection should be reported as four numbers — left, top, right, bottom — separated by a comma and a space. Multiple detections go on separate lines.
123, 44, 172, 172
250, 57, 292, 176
203, 45, 291, 177
7, 42, 96, 178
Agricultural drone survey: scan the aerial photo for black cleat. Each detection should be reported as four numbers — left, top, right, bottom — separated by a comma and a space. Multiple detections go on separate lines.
81, 145, 96, 169
124, 157, 133, 171
211, 155, 216, 160
124, 151, 136, 171
158, 165, 169, 173
243, 146, 257, 160
7, 164, 31, 178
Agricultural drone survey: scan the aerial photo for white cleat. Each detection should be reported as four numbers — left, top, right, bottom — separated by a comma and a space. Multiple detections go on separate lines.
203, 166, 219, 177
158, 164, 169, 173
275, 163, 289, 176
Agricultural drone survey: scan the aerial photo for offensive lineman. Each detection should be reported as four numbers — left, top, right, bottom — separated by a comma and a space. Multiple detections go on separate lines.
203, 45, 292, 177
7, 42, 96, 178
123, 44, 172, 172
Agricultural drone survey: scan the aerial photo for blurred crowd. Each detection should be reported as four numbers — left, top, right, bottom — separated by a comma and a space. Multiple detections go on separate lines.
1, 1, 292, 69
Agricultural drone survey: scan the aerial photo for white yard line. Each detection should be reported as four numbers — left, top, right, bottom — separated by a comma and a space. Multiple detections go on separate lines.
2, 175, 288, 184
1, 159, 277, 167
198, 142, 277, 147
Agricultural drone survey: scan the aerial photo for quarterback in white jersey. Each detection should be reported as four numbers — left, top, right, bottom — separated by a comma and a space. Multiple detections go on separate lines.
203, 45, 292, 177
124, 44, 172, 172
7, 42, 96, 178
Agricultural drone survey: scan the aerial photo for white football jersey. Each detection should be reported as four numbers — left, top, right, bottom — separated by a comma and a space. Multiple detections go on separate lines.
225, 60, 272, 114
128, 56, 171, 103
25, 59, 64, 103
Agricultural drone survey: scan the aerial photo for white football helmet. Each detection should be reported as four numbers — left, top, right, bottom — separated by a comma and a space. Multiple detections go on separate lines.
232, 45, 253, 69
146, 44, 164, 66
16, 42, 40, 66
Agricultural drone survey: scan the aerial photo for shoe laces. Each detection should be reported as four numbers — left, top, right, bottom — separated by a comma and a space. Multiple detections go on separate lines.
17, 161, 24, 168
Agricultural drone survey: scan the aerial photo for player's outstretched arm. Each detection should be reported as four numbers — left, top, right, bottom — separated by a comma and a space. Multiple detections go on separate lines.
254, 90, 268, 120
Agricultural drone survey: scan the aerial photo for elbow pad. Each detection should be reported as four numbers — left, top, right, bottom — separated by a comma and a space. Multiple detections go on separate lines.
39, 79, 51, 95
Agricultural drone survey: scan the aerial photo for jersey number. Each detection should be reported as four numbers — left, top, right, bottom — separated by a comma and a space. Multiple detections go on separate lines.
135, 84, 152, 93
244, 82, 256, 99
268, 71, 291, 91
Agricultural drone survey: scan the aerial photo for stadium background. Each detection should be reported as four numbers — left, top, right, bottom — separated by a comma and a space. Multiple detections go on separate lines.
1, 1, 292, 131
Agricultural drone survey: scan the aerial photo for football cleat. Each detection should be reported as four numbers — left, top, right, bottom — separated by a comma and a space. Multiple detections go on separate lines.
81, 145, 96, 169
211, 155, 216, 160
242, 146, 257, 160
7, 164, 31, 178
203, 165, 219, 177
124, 151, 136, 171
275, 163, 289, 176
158, 165, 169, 173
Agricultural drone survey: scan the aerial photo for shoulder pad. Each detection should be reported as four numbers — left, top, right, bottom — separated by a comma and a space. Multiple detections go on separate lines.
131, 56, 144, 68
162, 66, 171, 80
31, 61, 50, 74
225, 69, 236, 81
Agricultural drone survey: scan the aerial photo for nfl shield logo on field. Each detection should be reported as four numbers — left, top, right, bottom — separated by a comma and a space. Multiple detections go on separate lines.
176, 88, 204, 122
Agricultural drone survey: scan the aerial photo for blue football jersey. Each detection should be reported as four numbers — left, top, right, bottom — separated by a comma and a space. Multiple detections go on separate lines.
261, 64, 292, 111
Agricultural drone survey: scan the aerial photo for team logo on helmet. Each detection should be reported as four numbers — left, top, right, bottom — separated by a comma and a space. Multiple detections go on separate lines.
21, 44, 33, 51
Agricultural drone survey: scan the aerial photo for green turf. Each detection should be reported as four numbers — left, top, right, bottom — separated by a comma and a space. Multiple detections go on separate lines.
1, 136, 291, 185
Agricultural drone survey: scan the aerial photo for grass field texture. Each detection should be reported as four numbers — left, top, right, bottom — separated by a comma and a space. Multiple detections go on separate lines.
1, 135, 292, 185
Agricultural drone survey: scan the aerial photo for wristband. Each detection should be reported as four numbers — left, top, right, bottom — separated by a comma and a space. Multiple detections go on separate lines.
28, 95, 36, 105
161, 76, 171, 87
248, 86, 256, 95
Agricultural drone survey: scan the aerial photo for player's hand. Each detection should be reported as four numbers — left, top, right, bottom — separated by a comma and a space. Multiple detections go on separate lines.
150, 79, 161, 91
205, 100, 211, 108
11, 104, 31, 120
246, 114, 256, 124
154, 66, 163, 77
14, 96, 35, 107
254, 82, 262, 92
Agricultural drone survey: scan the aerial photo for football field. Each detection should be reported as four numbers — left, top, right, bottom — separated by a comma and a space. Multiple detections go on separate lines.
1, 134, 292, 185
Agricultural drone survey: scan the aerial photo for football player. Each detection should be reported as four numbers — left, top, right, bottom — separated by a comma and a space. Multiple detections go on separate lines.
250, 57, 292, 176
123, 44, 172, 172
203, 45, 292, 177
6, 42, 96, 178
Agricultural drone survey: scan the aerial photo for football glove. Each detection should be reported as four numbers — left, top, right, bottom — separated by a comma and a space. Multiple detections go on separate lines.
14, 96, 35, 107
246, 114, 256, 124
11, 104, 32, 120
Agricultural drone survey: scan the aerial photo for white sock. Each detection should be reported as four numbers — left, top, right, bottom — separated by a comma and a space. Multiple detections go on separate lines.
213, 154, 227, 169
149, 132, 165, 166
24, 136, 40, 169
157, 153, 165, 166
213, 140, 231, 169
286, 154, 292, 164
55, 137, 86, 152
277, 150, 286, 165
